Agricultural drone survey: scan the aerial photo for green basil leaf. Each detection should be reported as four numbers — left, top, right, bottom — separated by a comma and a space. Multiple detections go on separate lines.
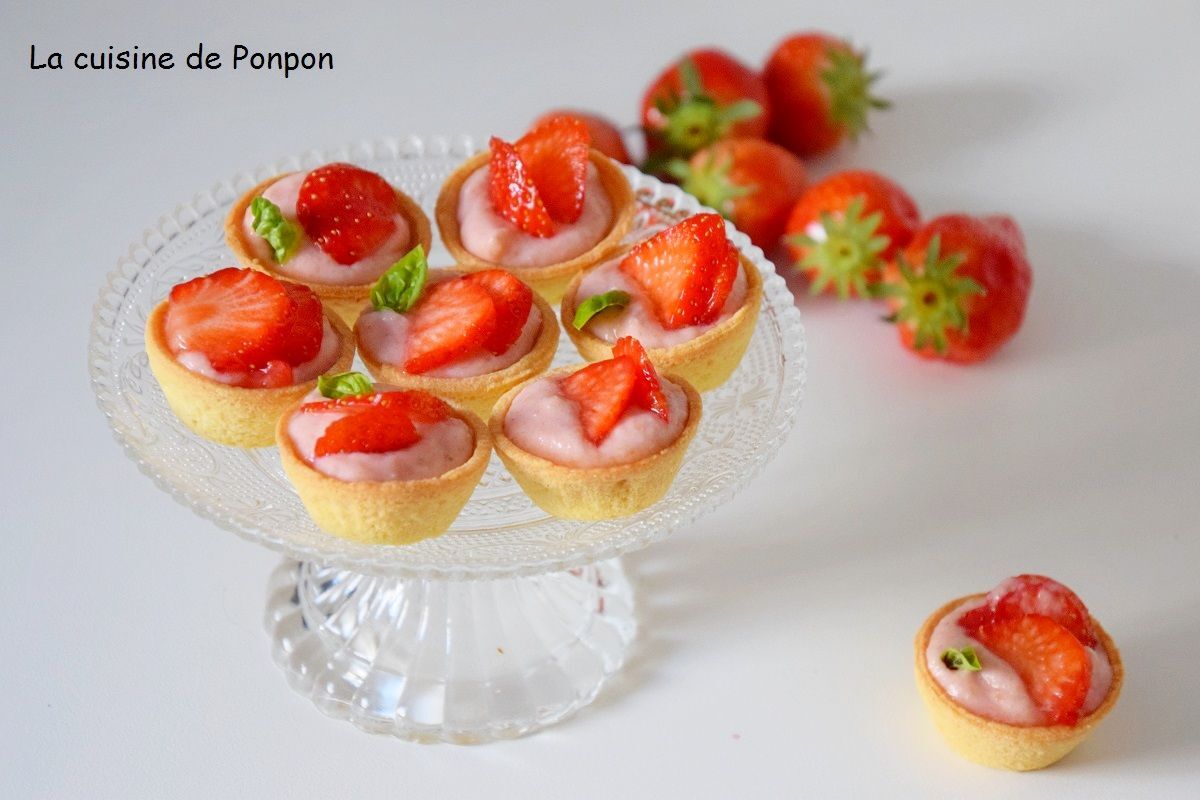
573, 290, 631, 330
249, 196, 299, 264
317, 371, 373, 399
370, 245, 428, 312
941, 646, 982, 672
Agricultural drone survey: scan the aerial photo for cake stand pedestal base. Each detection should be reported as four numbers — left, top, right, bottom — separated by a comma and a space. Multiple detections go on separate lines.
265, 558, 636, 743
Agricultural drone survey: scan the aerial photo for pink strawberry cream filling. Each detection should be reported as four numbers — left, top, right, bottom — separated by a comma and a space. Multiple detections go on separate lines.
356, 291, 542, 379
504, 375, 688, 469
573, 255, 748, 348
241, 172, 413, 286
173, 318, 342, 386
925, 595, 1114, 726
285, 388, 474, 482
457, 164, 613, 267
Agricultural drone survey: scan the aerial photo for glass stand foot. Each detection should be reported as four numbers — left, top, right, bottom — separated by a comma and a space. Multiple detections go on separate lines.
265, 558, 636, 743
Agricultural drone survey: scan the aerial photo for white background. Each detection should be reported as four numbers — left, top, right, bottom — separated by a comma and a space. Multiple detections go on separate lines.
4, 1, 1199, 797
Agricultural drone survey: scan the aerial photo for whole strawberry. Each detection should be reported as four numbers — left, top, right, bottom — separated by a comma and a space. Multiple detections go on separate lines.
881, 215, 1032, 363
669, 138, 807, 251
641, 48, 769, 166
763, 33, 888, 157
533, 109, 631, 164
785, 170, 919, 298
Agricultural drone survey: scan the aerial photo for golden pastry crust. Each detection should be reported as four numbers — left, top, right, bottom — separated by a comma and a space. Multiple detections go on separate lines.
914, 593, 1124, 771
225, 174, 433, 327
144, 301, 355, 448
355, 287, 560, 419
276, 403, 491, 545
489, 366, 702, 520
561, 255, 763, 392
435, 149, 635, 303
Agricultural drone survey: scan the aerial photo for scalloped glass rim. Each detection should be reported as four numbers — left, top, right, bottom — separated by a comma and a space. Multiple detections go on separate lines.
89, 135, 807, 580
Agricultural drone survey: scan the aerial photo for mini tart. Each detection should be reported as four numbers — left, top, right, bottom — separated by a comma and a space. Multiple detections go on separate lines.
561, 255, 763, 392
355, 291, 560, 419
225, 174, 433, 327
489, 367, 702, 520
276, 402, 491, 545
144, 302, 355, 448
914, 594, 1124, 771
435, 149, 636, 303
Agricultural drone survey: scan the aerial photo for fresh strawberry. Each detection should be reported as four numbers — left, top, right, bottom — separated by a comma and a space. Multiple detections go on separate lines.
763, 33, 889, 157
973, 614, 1093, 726
404, 278, 497, 374
619, 213, 740, 329
560, 356, 639, 445
488, 137, 556, 238
641, 49, 769, 165
880, 215, 1032, 363
242, 359, 294, 388
515, 115, 591, 223
535, 109, 631, 163
314, 405, 419, 457
959, 575, 1097, 648
164, 268, 294, 371
669, 138, 807, 250
280, 282, 324, 364
464, 269, 534, 355
296, 163, 399, 265
613, 336, 669, 423
785, 170, 919, 298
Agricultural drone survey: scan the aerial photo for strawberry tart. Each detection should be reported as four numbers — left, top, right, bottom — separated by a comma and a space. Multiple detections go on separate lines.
490, 337, 701, 519
436, 115, 635, 302
277, 374, 491, 544
915, 575, 1123, 770
354, 246, 558, 418
561, 213, 762, 391
145, 268, 354, 447
226, 162, 432, 325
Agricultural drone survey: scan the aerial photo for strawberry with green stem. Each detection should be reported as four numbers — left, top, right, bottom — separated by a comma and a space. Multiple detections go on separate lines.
641, 49, 769, 169
880, 214, 1032, 363
785, 170, 919, 298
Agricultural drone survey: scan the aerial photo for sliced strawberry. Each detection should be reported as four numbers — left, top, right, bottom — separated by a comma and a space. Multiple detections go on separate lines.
464, 269, 534, 354
619, 213, 739, 329
613, 336, 669, 423
974, 614, 1093, 726
560, 357, 638, 445
960, 575, 1097, 648
296, 163, 399, 265
515, 115, 590, 224
314, 405, 419, 457
280, 282, 324, 364
404, 279, 497, 374
300, 390, 452, 422
242, 359, 294, 388
488, 137, 556, 238
165, 268, 294, 371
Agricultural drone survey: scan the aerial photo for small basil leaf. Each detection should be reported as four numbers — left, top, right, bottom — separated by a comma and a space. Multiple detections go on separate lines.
249, 196, 300, 264
941, 646, 982, 672
317, 371, 373, 399
370, 245, 428, 313
573, 290, 631, 330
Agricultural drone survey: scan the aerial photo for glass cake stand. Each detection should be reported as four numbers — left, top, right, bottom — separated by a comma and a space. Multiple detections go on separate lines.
89, 135, 807, 743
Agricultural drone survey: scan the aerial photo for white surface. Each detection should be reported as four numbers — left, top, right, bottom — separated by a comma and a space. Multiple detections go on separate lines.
3, 1, 1198, 797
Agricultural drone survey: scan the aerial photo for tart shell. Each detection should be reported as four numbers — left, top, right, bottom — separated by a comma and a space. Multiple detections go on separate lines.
144, 301, 356, 448
355, 289, 560, 419
435, 149, 635, 304
914, 593, 1124, 771
276, 402, 491, 545
561, 255, 763, 392
488, 366, 702, 520
225, 174, 433, 327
